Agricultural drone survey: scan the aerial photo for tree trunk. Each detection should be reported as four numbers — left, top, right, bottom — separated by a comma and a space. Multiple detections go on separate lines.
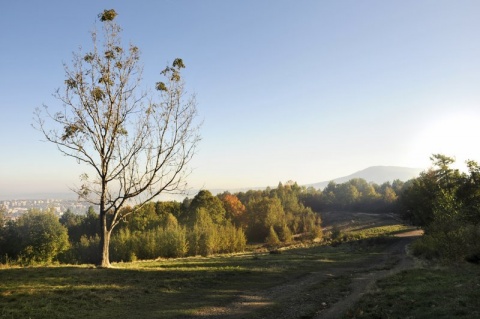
99, 212, 111, 268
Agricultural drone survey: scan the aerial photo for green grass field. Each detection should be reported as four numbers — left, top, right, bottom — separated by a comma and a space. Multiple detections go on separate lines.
1, 212, 479, 318
0, 243, 376, 319
344, 264, 480, 318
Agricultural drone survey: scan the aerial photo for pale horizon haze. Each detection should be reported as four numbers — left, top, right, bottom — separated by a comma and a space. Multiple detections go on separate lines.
1, 1, 480, 199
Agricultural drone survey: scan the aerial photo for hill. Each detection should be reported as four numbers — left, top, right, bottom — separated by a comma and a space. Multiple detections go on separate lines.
194, 166, 424, 196
307, 166, 423, 190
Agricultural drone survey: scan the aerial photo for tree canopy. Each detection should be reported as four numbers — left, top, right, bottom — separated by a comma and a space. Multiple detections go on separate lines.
2, 210, 69, 264
399, 154, 480, 261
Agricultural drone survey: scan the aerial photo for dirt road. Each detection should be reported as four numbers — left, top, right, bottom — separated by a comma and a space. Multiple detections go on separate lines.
193, 229, 422, 319
314, 230, 422, 319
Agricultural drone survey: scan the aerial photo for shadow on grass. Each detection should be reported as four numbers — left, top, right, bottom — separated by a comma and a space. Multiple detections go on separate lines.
344, 265, 480, 319
0, 266, 245, 318
0, 243, 391, 319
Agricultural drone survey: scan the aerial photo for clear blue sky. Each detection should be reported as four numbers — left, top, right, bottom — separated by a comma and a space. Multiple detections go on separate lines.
1, 1, 480, 198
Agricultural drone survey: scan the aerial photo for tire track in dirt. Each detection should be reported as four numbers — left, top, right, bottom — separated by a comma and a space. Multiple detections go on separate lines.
191, 230, 422, 319
314, 230, 422, 319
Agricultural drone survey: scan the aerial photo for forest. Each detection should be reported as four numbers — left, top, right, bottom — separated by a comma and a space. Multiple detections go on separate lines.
0, 175, 399, 265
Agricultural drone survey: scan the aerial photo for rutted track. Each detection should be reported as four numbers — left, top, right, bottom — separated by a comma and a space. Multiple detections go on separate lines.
314, 230, 422, 319
192, 227, 422, 319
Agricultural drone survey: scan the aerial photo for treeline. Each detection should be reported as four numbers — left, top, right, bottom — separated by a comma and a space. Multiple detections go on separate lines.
0, 183, 323, 265
299, 178, 404, 212
398, 154, 480, 262
0, 176, 413, 265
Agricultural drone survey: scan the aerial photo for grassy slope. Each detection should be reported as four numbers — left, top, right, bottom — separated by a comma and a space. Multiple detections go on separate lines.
0, 244, 373, 319
344, 264, 480, 319
330, 214, 480, 319
1, 212, 478, 318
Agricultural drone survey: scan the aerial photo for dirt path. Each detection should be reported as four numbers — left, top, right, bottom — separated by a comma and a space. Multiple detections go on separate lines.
314, 230, 423, 319
193, 230, 422, 319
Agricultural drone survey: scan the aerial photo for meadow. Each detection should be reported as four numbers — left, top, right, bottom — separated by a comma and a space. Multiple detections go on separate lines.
1, 212, 478, 318
0, 242, 372, 319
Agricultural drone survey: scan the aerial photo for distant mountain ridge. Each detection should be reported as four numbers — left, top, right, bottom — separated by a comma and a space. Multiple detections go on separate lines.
307, 166, 423, 190
207, 166, 423, 195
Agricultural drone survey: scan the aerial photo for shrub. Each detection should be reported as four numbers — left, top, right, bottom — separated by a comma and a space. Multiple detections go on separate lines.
157, 226, 188, 258
218, 222, 246, 253
110, 228, 138, 262
279, 224, 293, 243
265, 226, 281, 247
412, 224, 480, 262
75, 235, 100, 264
111, 225, 189, 261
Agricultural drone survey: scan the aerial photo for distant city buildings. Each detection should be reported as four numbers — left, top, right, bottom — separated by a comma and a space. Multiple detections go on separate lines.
0, 199, 97, 221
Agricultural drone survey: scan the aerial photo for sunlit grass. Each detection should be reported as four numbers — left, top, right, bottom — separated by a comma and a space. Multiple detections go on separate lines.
0, 214, 425, 319
349, 224, 414, 238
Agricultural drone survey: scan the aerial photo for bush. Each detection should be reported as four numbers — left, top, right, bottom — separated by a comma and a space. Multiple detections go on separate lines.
265, 226, 281, 247
279, 224, 293, 243
218, 222, 246, 253
157, 226, 188, 258
188, 220, 246, 256
412, 224, 480, 262
110, 225, 188, 261
75, 235, 100, 264
111, 228, 138, 262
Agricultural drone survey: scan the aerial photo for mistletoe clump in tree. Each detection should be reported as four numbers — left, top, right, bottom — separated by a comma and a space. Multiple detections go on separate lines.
34, 9, 200, 267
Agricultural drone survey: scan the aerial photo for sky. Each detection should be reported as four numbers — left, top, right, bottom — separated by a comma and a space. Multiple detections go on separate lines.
1, 1, 480, 199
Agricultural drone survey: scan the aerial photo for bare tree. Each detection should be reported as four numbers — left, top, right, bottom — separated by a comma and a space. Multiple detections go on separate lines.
34, 9, 200, 267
